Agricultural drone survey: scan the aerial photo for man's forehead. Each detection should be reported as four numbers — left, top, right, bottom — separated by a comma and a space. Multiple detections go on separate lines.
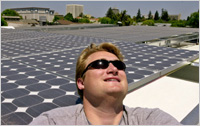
86, 51, 119, 64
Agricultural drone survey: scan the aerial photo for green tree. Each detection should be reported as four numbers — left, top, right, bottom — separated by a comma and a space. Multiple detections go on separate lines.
141, 16, 146, 22
120, 10, 127, 21
124, 17, 133, 26
142, 20, 154, 26
148, 11, 153, 19
1, 9, 22, 19
1, 16, 8, 26
79, 12, 84, 17
161, 8, 169, 21
83, 15, 89, 19
132, 16, 137, 21
187, 11, 199, 28
117, 10, 132, 26
64, 13, 74, 21
171, 20, 187, 27
78, 18, 90, 23
53, 15, 64, 22
106, 7, 115, 19
102, 8, 133, 26
136, 9, 142, 22
73, 18, 79, 22
187, 16, 190, 21
99, 17, 112, 24
154, 10, 159, 20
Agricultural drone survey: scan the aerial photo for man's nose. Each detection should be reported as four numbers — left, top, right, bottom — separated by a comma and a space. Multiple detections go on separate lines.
106, 63, 118, 75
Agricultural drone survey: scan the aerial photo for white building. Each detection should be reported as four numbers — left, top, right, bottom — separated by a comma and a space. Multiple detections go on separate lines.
66, 4, 83, 18
111, 7, 119, 14
10, 7, 54, 22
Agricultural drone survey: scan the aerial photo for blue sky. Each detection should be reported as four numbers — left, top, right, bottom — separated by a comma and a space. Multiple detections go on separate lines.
1, 1, 199, 19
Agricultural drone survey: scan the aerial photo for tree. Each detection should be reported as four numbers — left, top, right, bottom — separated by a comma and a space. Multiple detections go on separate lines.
124, 17, 133, 26
78, 18, 90, 23
106, 7, 115, 19
79, 12, 84, 17
53, 15, 63, 22
1, 9, 22, 19
148, 11, 153, 19
64, 13, 74, 21
99, 17, 111, 24
120, 10, 127, 21
142, 20, 154, 26
117, 10, 132, 26
132, 16, 137, 21
187, 11, 199, 28
171, 20, 187, 27
161, 8, 169, 21
83, 15, 89, 19
154, 10, 159, 20
1, 16, 8, 26
102, 8, 133, 26
186, 16, 190, 21
136, 9, 142, 21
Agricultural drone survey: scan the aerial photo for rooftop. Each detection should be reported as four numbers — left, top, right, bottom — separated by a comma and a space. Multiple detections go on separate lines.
1, 24, 199, 125
10, 7, 50, 10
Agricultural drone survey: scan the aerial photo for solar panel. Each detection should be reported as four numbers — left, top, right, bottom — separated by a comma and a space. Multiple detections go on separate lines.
47, 26, 198, 43
1, 59, 81, 125
1, 28, 199, 125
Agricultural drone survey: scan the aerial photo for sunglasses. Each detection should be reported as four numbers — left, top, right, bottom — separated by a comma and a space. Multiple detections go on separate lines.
81, 59, 126, 77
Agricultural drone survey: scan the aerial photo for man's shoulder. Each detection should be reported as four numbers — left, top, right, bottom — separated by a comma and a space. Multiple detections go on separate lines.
124, 105, 161, 118
29, 104, 84, 125
42, 104, 83, 117
124, 105, 160, 114
124, 105, 181, 125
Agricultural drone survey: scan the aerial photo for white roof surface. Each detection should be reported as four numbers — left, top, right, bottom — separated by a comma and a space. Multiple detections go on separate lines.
123, 76, 199, 122
124, 45, 199, 123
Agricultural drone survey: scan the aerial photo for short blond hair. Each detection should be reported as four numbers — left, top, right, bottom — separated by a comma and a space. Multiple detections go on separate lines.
75, 42, 124, 100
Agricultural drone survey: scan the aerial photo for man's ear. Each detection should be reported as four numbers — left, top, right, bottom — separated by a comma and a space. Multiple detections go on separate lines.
77, 78, 84, 90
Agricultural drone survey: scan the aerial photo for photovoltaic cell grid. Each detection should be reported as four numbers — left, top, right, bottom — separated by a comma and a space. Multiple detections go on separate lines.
2, 33, 114, 58
1, 59, 82, 125
48, 26, 199, 43
1, 29, 199, 125
1, 29, 62, 42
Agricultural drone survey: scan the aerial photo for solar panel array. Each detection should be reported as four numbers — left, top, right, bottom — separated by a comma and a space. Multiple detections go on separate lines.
46, 25, 199, 43
1, 28, 199, 125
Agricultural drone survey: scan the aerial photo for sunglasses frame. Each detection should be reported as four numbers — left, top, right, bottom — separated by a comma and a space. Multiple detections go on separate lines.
81, 59, 126, 77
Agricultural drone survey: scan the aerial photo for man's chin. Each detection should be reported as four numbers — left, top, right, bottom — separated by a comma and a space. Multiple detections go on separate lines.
106, 89, 126, 98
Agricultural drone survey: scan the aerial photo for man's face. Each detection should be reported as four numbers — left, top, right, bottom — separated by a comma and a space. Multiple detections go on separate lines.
81, 51, 128, 100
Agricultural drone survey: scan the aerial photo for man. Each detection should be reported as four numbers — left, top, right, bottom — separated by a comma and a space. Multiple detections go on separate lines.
30, 42, 181, 125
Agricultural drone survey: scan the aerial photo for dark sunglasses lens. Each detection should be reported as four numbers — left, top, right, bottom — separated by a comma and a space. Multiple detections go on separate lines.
91, 60, 108, 69
112, 61, 126, 70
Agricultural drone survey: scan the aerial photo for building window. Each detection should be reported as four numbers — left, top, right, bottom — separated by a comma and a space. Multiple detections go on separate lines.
50, 11, 54, 15
45, 9, 49, 13
35, 9, 38, 13
30, 9, 33, 13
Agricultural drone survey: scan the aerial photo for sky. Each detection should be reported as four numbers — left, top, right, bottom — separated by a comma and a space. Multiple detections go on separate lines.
1, 1, 199, 20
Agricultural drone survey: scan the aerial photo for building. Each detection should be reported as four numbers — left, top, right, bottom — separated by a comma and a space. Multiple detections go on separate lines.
143, 14, 154, 19
66, 4, 83, 18
2, 16, 20, 21
112, 7, 119, 14
85, 14, 91, 18
89, 18, 100, 24
169, 14, 181, 20
10, 7, 55, 24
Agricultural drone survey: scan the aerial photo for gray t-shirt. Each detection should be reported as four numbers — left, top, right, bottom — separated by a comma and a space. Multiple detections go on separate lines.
29, 104, 181, 125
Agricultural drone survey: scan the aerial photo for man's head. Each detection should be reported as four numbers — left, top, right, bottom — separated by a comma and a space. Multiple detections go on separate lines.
75, 42, 128, 100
